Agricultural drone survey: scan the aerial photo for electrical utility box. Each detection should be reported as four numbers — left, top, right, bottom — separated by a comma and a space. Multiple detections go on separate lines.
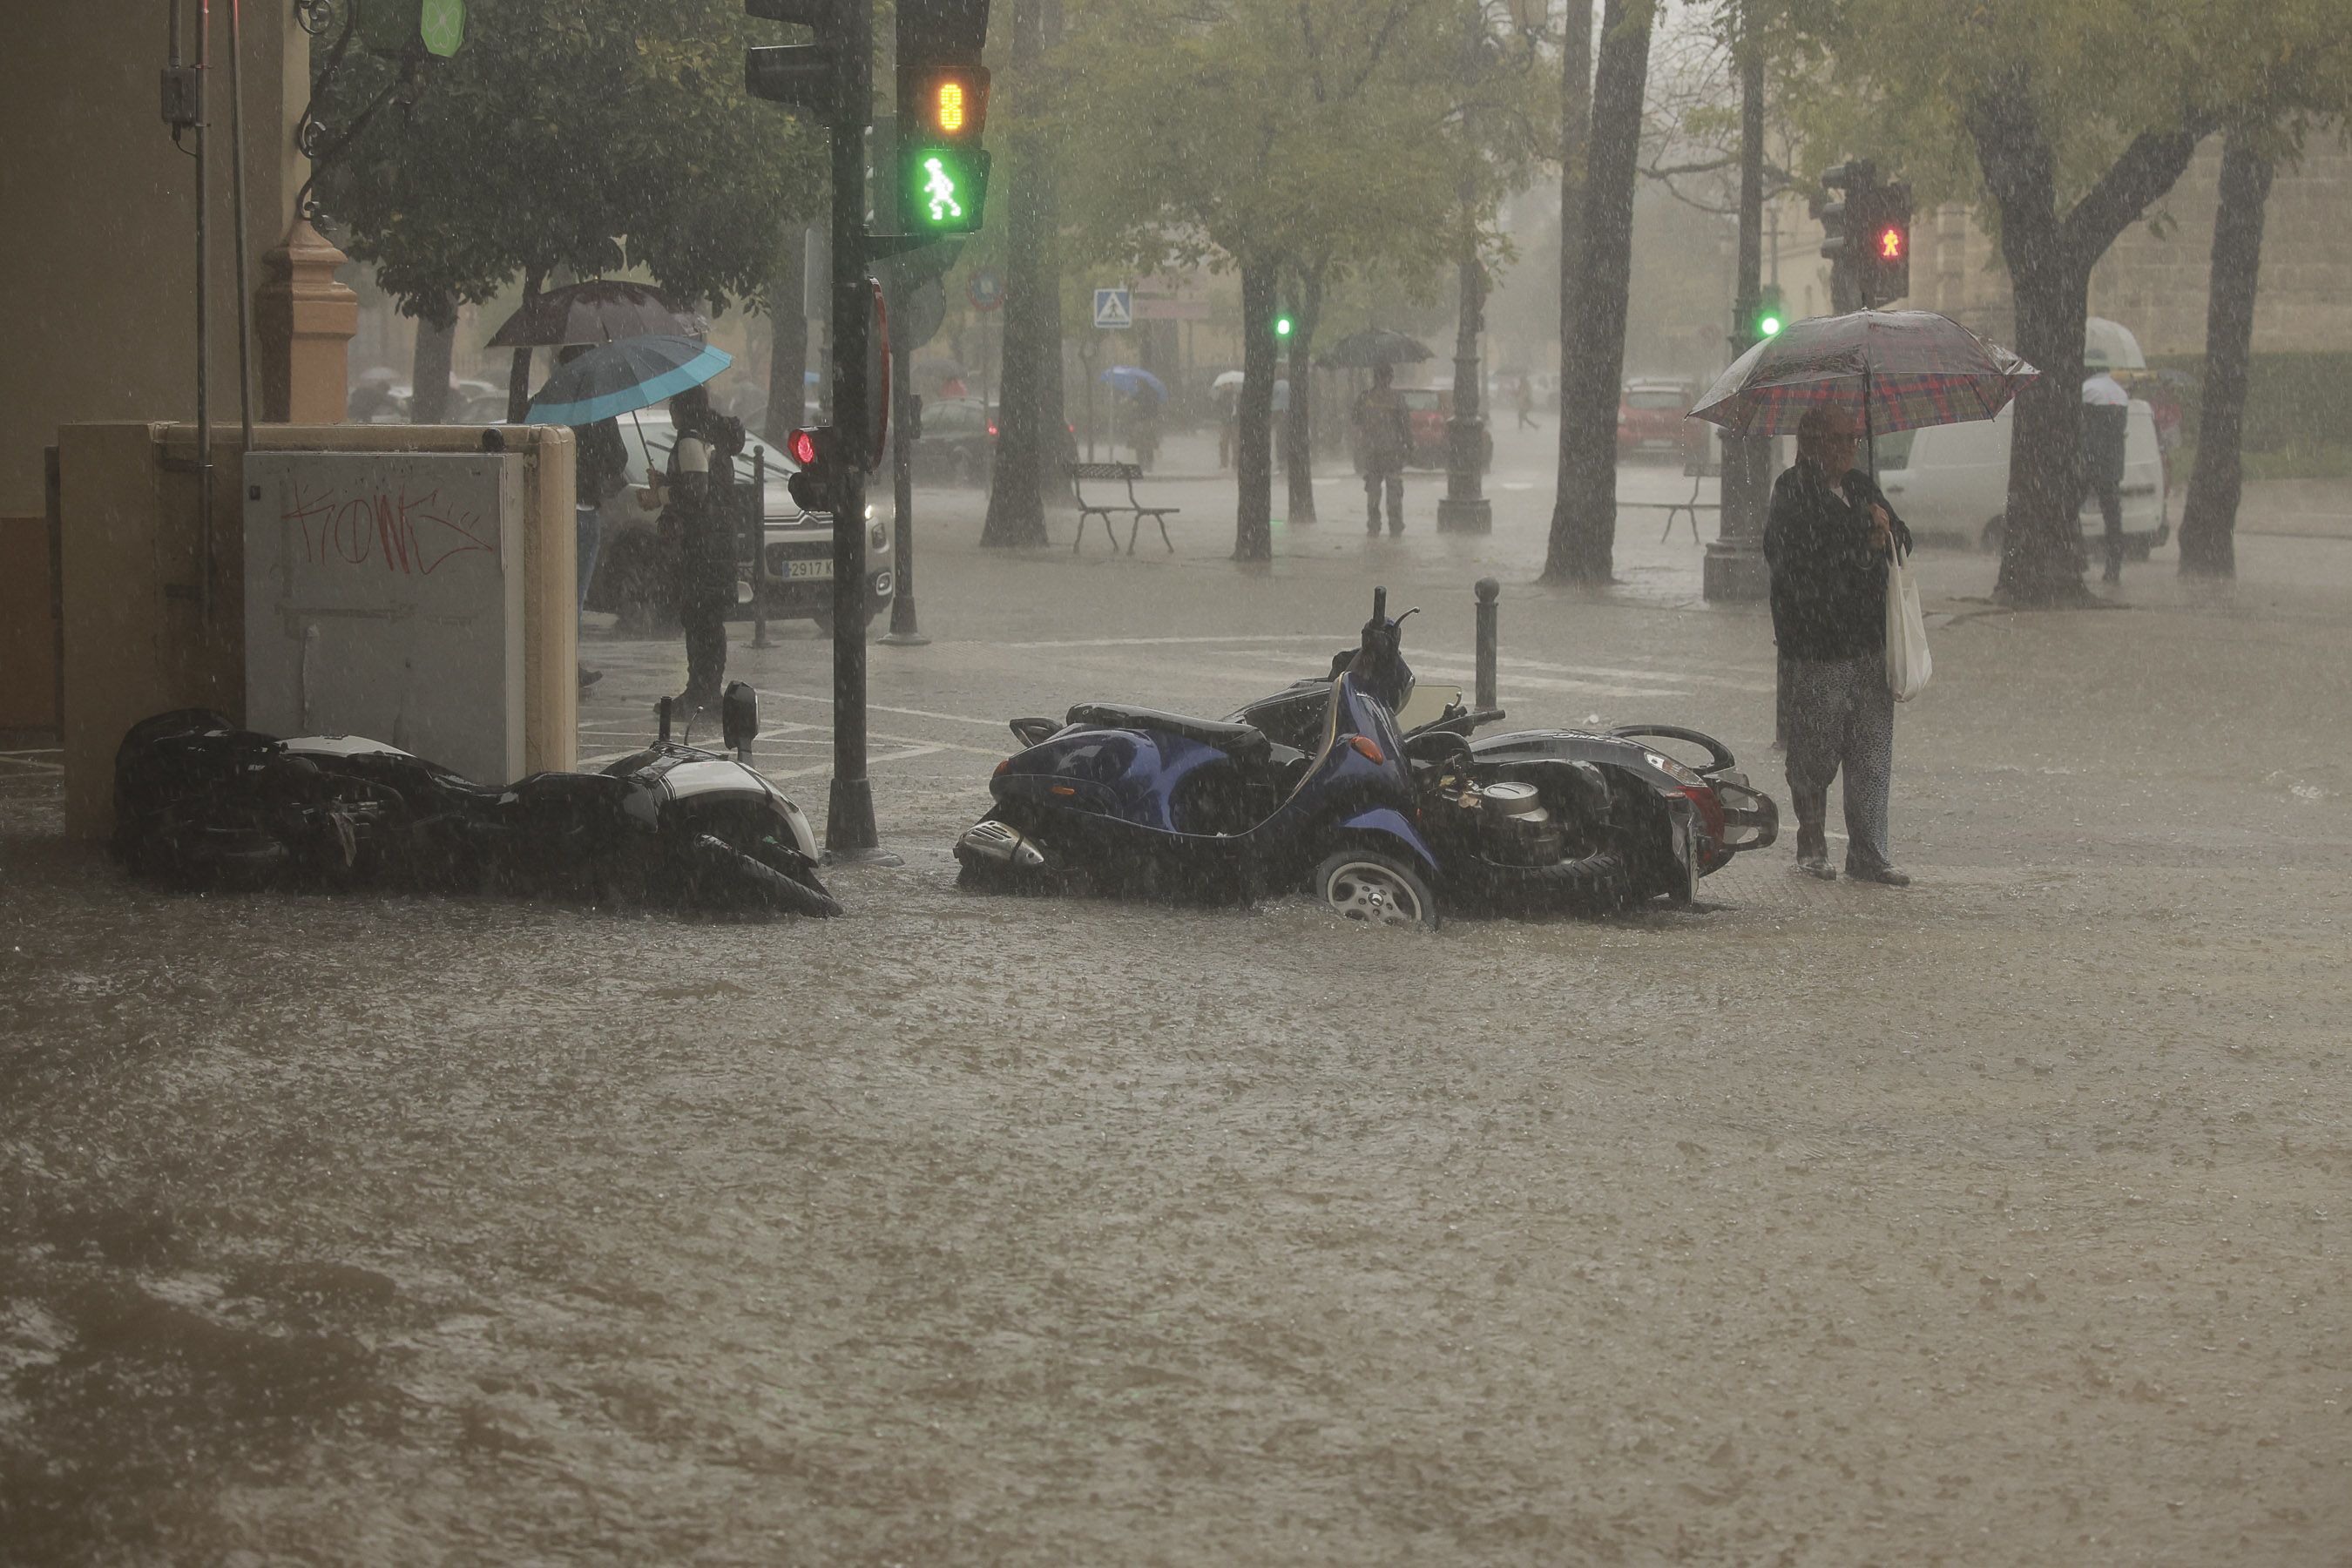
243, 450, 528, 785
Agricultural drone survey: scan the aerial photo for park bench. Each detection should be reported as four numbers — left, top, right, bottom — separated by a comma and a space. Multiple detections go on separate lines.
1064, 462, 1180, 555
1622, 452, 1721, 544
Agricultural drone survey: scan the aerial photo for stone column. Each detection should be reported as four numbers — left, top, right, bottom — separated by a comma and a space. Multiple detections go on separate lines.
257, 219, 358, 422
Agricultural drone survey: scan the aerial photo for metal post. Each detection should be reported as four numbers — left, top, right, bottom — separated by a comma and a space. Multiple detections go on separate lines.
750, 446, 770, 649
227, 0, 253, 455
1473, 577, 1499, 712
882, 335, 929, 644
821, 0, 896, 863
194, 0, 215, 619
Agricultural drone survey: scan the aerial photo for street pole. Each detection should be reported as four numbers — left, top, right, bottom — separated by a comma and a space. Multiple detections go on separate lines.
1436, 0, 1492, 535
1702, 0, 1771, 603
823, 0, 890, 862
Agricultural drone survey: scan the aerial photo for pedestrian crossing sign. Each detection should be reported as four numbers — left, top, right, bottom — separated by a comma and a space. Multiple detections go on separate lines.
1093, 288, 1132, 330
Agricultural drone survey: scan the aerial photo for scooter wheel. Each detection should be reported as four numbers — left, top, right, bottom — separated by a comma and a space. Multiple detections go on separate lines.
1314, 849, 1439, 930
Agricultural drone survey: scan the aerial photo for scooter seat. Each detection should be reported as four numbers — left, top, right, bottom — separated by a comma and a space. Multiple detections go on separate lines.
1064, 703, 1273, 766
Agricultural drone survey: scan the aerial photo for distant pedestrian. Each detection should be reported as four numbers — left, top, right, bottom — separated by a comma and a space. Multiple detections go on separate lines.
1215, 382, 1238, 470
1351, 364, 1411, 536
2080, 355, 2131, 585
1129, 386, 1161, 472
656, 384, 744, 713
1514, 375, 1538, 429
1764, 405, 1914, 886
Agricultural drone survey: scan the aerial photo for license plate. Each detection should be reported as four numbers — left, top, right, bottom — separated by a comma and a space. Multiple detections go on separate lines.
782, 558, 833, 580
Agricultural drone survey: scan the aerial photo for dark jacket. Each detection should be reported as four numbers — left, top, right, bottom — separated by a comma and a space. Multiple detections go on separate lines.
1764, 458, 1910, 661
2079, 403, 2128, 491
664, 413, 744, 604
571, 418, 631, 506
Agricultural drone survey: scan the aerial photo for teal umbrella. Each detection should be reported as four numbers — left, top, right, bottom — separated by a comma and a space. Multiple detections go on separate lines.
524, 335, 733, 426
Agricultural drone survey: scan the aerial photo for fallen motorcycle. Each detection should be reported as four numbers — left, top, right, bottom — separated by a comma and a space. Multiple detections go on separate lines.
112, 686, 841, 918
956, 589, 1445, 927
958, 592, 1777, 924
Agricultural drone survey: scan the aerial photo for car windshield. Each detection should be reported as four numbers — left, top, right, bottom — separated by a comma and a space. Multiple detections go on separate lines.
1625, 389, 1686, 410
1399, 389, 1440, 410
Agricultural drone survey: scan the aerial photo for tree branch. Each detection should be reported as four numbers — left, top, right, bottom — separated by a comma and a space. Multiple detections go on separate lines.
2060, 116, 2216, 265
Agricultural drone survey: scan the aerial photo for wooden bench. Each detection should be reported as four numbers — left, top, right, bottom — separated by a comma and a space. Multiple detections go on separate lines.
1064, 462, 1179, 554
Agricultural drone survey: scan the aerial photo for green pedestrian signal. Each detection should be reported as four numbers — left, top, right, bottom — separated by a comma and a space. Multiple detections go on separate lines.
900, 145, 989, 233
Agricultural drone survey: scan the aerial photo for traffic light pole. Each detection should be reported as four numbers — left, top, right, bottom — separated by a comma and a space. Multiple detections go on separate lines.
824, 0, 891, 862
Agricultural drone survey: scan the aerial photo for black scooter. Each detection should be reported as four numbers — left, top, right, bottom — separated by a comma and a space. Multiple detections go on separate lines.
112, 686, 841, 918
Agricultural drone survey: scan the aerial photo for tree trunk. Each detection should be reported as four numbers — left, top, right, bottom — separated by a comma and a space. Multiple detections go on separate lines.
504, 268, 544, 425
1542, 0, 1594, 572
1235, 257, 1280, 561
409, 307, 455, 424
765, 243, 809, 448
1282, 267, 1322, 524
982, 0, 1056, 547
2179, 128, 2274, 580
1544, 0, 1649, 585
1967, 80, 2209, 604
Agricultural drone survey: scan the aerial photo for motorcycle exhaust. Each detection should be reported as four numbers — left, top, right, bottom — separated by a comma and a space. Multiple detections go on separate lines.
957, 819, 1047, 870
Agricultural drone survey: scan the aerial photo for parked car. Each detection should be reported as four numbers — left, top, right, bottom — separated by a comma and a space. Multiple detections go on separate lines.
1397, 388, 1494, 471
913, 395, 996, 486
585, 412, 894, 635
1873, 398, 2168, 556
1616, 378, 1704, 463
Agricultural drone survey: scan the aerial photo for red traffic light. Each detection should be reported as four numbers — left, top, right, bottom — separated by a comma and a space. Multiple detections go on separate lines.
788, 428, 821, 467
1878, 226, 1904, 260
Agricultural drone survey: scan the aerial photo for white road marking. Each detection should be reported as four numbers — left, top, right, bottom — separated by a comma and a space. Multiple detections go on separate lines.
1001, 633, 1346, 651
755, 688, 1017, 730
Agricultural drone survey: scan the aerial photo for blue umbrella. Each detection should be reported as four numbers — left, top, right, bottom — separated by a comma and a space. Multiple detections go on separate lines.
524, 335, 733, 426
1098, 365, 1167, 399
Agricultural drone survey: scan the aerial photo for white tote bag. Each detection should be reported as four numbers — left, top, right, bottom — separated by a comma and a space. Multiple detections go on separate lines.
1885, 551, 1932, 701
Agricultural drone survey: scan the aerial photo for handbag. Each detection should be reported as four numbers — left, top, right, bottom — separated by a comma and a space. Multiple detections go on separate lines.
1885, 548, 1932, 701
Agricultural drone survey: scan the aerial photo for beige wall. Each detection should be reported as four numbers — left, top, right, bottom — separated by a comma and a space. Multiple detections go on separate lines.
0, 0, 310, 518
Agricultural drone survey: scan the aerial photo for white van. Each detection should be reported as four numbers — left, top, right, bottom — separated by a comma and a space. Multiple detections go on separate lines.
1871, 399, 2167, 554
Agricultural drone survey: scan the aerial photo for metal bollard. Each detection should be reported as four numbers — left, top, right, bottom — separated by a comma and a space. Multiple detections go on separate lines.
750, 448, 771, 650
1473, 577, 1499, 712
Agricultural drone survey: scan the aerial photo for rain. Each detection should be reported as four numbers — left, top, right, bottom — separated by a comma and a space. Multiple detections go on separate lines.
4, 0, 2350, 1560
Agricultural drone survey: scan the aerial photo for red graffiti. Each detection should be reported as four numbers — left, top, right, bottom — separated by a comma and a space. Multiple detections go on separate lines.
282, 483, 497, 576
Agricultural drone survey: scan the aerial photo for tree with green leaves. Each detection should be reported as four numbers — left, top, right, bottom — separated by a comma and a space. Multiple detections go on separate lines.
1055, 0, 1464, 560
313, 0, 823, 420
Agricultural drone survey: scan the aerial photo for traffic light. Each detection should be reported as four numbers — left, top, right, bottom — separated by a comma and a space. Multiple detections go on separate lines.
1862, 179, 1911, 303
1751, 286, 1786, 341
745, 0, 841, 118
786, 426, 846, 516
1274, 314, 1294, 340
895, 2, 992, 234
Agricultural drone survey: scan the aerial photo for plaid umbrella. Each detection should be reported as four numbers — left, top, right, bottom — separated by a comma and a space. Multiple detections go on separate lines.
1687, 309, 2038, 442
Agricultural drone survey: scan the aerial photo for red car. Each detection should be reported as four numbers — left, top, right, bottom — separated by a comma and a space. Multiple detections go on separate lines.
1616, 378, 1704, 463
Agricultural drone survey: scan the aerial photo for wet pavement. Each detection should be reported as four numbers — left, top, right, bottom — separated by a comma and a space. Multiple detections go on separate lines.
5, 429, 2351, 1563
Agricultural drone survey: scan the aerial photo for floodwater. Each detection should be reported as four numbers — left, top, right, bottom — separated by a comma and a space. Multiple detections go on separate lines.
6, 449, 2352, 1561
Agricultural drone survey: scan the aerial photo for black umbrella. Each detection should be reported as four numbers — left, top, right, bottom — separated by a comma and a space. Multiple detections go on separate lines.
1318, 328, 1433, 369
488, 280, 710, 348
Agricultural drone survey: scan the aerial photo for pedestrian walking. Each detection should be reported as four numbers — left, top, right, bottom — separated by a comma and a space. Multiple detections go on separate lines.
563, 346, 632, 693
1215, 381, 1238, 470
1763, 406, 1915, 886
1351, 363, 1411, 536
2080, 355, 2130, 585
1515, 375, 1538, 430
655, 384, 744, 713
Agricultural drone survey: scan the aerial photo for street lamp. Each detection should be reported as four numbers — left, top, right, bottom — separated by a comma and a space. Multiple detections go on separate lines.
1437, 0, 1545, 534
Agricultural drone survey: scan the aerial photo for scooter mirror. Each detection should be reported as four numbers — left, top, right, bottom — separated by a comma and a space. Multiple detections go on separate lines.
721, 682, 760, 756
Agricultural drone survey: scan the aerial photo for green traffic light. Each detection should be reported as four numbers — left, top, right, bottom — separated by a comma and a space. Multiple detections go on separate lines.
1759, 314, 1782, 337
919, 156, 963, 223
1274, 316, 1294, 338
902, 145, 988, 233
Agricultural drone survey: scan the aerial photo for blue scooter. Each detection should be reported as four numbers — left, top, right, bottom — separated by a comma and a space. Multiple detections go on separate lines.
954, 589, 1444, 927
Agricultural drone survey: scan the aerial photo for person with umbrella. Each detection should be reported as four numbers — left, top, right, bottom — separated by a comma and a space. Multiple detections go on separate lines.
1766, 407, 1914, 885
1692, 308, 2038, 889
652, 384, 747, 713
558, 343, 634, 692
1350, 363, 1412, 536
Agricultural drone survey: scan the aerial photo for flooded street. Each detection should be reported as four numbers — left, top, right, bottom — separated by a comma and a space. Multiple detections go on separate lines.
7, 453, 2350, 1563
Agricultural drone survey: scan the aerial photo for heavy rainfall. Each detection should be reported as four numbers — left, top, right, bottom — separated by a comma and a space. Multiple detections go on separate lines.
3, 0, 2349, 1561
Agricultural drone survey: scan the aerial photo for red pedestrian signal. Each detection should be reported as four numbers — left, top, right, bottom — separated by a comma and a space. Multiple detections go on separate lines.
786, 426, 842, 514
1879, 226, 1903, 260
